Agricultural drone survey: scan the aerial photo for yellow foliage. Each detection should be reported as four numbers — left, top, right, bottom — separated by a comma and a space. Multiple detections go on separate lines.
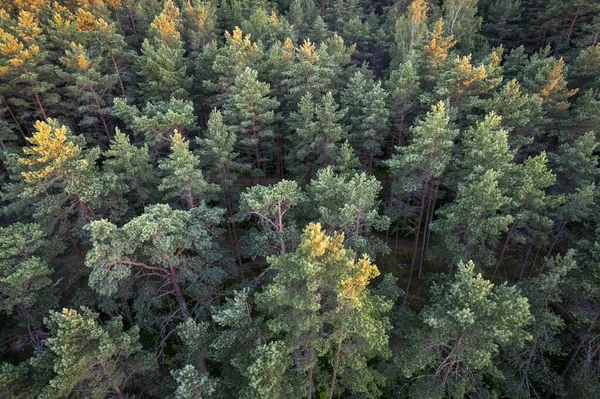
339, 255, 380, 307
150, 0, 182, 46
19, 119, 82, 184
170, 129, 185, 147
62, 42, 91, 71
16, 11, 41, 42
52, 3, 75, 31
455, 55, 487, 87
269, 11, 280, 28
424, 19, 455, 65
540, 58, 578, 107
13, 0, 49, 14
75, 9, 97, 31
301, 223, 346, 262
0, 29, 24, 56
282, 37, 294, 62
225, 27, 258, 53
408, 0, 429, 26
299, 39, 319, 63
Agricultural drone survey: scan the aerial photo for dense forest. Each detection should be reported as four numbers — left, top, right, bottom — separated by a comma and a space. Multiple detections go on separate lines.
1, 0, 600, 398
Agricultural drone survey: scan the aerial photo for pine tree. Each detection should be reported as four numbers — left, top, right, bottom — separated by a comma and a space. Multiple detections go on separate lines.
136, 0, 191, 102
10, 119, 125, 243
386, 101, 458, 305
31, 307, 156, 399
202, 26, 263, 107
58, 41, 117, 144
237, 180, 305, 256
400, 260, 531, 398
494, 153, 559, 279
223, 67, 279, 180
286, 92, 347, 183
182, 0, 219, 55
197, 109, 246, 264
0, 10, 54, 122
387, 60, 420, 148
86, 204, 225, 324
104, 128, 156, 208
254, 223, 391, 398
341, 70, 390, 172
309, 166, 390, 257
158, 130, 217, 209
432, 169, 514, 268
0, 223, 56, 340
112, 97, 197, 152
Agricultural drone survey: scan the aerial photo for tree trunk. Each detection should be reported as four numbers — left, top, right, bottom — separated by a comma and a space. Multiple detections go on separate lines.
492, 224, 515, 279
328, 328, 344, 399
516, 243, 533, 282
112, 56, 126, 96
403, 177, 429, 307
169, 265, 190, 320
418, 180, 437, 279
424, 181, 439, 252
306, 344, 315, 399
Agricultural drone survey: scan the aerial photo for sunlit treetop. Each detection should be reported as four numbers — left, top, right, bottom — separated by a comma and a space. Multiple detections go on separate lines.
424, 19, 456, 65
225, 26, 259, 54
18, 119, 83, 184
339, 254, 380, 308
60, 42, 91, 71
538, 57, 578, 111
149, 0, 182, 46
408, 0, 429, 26
282, 37, 294, 62
299, 39, 319, 63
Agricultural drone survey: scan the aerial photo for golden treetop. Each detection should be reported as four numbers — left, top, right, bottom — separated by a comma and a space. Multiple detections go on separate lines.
539, 58, 578, 108
225, 27, 258, 53
269, 10, 280, 28
424, 19, 455, 65
150, 0, 182, 46
339, 254, 380, 307
61, 42, 92, 71
19, 119, 82, 184
282, 37, 294, 62
301, 223, 346, 262
299, 39, 319, 63
16, 10, 41, 42
408, 0, 429, 26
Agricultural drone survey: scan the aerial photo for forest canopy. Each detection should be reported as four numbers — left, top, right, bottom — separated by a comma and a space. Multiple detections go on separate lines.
1, 0, 600, 398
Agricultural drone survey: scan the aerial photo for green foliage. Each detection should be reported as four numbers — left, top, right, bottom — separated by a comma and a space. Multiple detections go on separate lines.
158, 131, 217, 208
400, 260, 532, 397
32, 307, 156, 399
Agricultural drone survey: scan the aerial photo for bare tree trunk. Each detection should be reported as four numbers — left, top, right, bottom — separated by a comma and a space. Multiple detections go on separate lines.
169, 266, 190, 320
328, 328, 344, 399
418, 180, 437, 279
403, 177, 429, 306
492, 224, 515, 279
112, 56, 126, 96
